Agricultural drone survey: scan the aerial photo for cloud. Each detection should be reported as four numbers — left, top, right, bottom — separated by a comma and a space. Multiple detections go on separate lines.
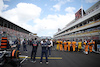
3, 5, 9, 10
0, 0, 4, 14
0, 0, 75, 37
51, 0, 71, 11
65, 7, 75, 13
0, 0, 9, 14
53, 3, 61, 11
85, 0, 99, 3
1, 3, 41, 29
45, 4, 47, 6
0, 2, 42, 36
32, 6, 75, 36
33, 12, 75, 36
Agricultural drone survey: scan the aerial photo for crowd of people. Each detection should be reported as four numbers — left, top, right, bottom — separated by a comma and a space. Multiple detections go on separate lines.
0, 26, 97, 65
0, 26, 34, 42
29, 38, 96, 64
30, 38, 53, 64
0, 32, 97, 65
0, 25, 38, 53
55, 39, 95, 54
0, 31, 53, 65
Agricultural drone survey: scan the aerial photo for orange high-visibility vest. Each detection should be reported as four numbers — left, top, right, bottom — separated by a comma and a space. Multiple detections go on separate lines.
63, 41, 67, 51
60, 41, 63, 51
84, 42, 88, 52
78, 42, 82, 51
56, 41, 60, 50
68, 41, 71, 46
88, 42, 94, 52
72, 41, 76, 51
67, 41, 71, 51
93, 41, 95, 45
72, 41, 76, 47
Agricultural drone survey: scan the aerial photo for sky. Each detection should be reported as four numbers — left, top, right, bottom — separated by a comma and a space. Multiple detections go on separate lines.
0, 0, 99, 37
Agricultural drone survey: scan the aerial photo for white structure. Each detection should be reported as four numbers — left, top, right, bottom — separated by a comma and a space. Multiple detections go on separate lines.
53, 1, 100, 40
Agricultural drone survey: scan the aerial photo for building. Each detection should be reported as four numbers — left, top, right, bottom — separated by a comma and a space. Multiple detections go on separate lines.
53, 1, 100, 41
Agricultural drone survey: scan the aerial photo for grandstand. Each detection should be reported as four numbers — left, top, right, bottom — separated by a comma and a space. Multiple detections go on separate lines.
0, 16, 36, 41
53, 1, 100, 41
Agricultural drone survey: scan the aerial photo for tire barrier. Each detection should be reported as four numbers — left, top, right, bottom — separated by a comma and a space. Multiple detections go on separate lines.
0, 37, 7, 50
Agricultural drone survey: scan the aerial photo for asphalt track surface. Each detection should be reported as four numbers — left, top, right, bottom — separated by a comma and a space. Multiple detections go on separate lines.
4, 45, 100, 67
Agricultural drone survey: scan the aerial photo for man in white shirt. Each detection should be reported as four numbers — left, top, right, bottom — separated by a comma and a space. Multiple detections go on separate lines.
40, 39, 43, 44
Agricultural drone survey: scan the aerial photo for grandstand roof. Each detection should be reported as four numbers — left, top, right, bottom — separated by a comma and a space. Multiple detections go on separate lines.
86, 1, 100, 13
0, 16, 32, 34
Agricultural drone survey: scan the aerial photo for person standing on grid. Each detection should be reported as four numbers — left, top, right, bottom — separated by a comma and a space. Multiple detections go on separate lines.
47, 39, 52, 56
40, 39, 49, 64
31, 38, 38, 63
